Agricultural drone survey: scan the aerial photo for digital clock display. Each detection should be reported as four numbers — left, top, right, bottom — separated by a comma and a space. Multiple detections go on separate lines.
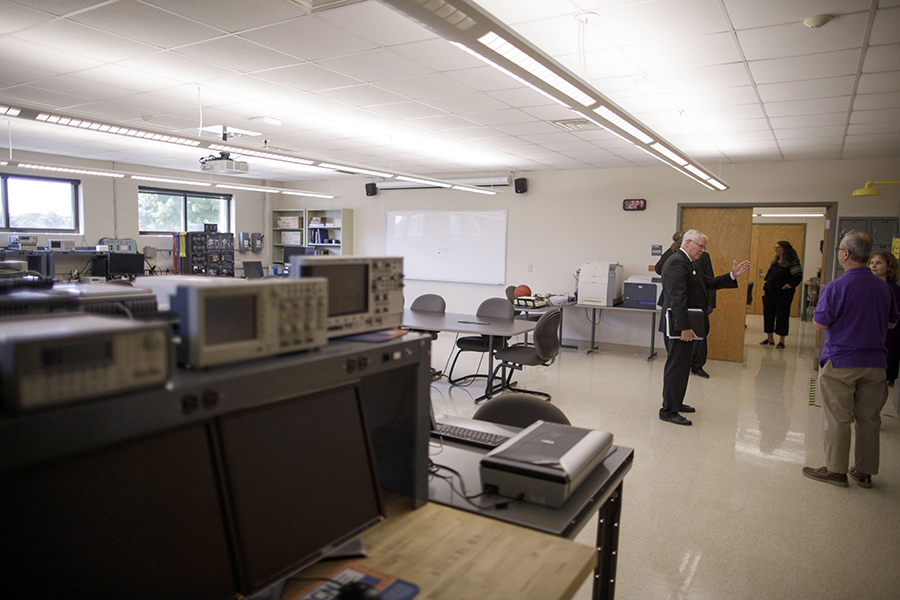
623, 199, 646, 211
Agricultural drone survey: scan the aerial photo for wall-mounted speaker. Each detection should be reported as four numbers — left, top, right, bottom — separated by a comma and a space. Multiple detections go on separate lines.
365, 183, 378, 196
514, 178, 527, 194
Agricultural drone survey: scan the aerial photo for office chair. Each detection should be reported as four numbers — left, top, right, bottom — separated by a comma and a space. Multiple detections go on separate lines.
409, 294, 446, 381
486, 308, 561, 401
473, 392, 570, 428
447, 297, 514, 385
507, 284, 540, 324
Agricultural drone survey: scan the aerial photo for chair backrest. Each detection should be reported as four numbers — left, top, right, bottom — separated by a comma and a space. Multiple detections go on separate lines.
505, 285, 516, 303
476, 297, 515, 320
411, 293, 446, 313
533, 308, 561, 361
473, 392, 570, 428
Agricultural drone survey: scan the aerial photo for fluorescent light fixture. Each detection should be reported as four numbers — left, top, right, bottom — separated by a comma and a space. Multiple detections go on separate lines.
215, 184, 282, 193
130, 175, 212, 186
684, 164, 710, 180
281, 190, 336, 199
0, 161, 7, 166
317, 162, 394, 178
593, 106, 653, 144
395, 175, 452, 188
478, 31, 596, 107
756, 213, 825, 218
580, 114, 636, 145
35, 113, 200, 146
452, 185, 496, 195
18, 163, 124, 178
650, 143, 688, 166
708, 179, 728, 191
208, 144, 315, 165
1, 104, 21, 116
450, 42, 571, 109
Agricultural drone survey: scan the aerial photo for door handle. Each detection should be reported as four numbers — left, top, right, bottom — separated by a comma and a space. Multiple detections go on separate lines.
759, 269, 764, 277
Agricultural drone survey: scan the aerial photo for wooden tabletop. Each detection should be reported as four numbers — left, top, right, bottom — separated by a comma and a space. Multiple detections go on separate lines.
282, 497, 596, 600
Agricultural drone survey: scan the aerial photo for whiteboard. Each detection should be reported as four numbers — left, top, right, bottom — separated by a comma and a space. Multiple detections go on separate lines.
386, 210, 507, 285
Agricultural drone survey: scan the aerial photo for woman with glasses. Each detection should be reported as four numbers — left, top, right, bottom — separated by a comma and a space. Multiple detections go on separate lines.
870, 251, 900, 411
760, 241, 803, 349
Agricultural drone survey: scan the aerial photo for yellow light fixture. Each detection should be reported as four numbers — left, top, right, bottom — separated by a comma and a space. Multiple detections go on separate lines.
852, 181, 900, 196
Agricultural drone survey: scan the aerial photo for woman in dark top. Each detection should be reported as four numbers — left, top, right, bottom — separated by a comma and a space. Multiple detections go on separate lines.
869, 250, 900, 411
759, 241, 803, 349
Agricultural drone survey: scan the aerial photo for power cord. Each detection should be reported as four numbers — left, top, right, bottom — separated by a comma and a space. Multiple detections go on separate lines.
428, 459, 523, 510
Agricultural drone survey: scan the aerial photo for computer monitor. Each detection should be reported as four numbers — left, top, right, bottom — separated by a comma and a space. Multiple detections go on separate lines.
243, 260, 264, 279
282, 246, 315, 275
107, 252, 145, 277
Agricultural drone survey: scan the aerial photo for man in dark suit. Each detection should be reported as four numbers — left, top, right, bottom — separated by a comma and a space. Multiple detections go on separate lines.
656, 231, 717, 378
658, 230, 750, 426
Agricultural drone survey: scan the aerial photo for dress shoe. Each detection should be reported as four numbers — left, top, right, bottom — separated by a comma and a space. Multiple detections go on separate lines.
691, 368, 710, 378
802, 466, 848, 487
659, 412, 692, 426
680, 404, 696, 413
849, 467, 873, 488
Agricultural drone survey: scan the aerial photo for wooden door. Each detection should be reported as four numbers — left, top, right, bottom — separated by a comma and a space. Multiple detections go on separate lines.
748, 224, 806, 316
681, 208, 753, 362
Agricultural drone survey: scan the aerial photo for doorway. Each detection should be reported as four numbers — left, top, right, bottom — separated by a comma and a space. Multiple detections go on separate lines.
748, 224, 806, 317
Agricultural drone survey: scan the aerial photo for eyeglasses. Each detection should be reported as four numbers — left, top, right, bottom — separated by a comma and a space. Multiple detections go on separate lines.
688, 239, 706, 251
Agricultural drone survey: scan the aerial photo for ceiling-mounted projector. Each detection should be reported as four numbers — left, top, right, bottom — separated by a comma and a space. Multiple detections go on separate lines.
199, 151, 249, 174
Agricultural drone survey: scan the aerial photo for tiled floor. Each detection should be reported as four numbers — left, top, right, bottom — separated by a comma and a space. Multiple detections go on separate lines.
427, 314, 900, 600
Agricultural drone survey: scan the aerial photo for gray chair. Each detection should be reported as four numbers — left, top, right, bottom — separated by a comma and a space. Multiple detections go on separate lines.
507, 284, 540, 324
447, 297, 515, 385
487, 308, 561, 401
410, 294, 446, 381
473, 392, 570, 428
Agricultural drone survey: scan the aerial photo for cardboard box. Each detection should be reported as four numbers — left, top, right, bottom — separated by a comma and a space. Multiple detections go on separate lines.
282, 231, 303, 245
276, 216, 301, 229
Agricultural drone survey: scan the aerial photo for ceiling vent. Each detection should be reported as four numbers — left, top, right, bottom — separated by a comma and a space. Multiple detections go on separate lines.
283, 0, 367, 13
550, 118, 602, 133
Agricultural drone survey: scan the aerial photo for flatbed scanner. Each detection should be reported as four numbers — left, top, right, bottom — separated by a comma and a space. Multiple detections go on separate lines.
480, 421, 614, 508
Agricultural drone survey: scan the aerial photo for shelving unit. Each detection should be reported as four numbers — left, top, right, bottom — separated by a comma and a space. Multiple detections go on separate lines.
271, 209, 305, 265
306, 209, 353, 256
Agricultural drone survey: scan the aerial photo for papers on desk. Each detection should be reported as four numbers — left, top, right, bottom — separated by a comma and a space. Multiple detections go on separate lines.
295, 561, 419, 600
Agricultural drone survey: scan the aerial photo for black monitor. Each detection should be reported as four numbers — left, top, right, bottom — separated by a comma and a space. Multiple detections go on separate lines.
107, 252, 145, 277
282, 246, 315, 275
243, 260, 264, 279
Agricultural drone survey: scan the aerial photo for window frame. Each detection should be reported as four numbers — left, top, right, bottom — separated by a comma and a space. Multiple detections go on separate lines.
0, 173, 80, 233
138, 186, 232, 235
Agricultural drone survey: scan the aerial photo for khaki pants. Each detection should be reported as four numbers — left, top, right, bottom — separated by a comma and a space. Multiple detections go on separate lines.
818, 361, 884, 475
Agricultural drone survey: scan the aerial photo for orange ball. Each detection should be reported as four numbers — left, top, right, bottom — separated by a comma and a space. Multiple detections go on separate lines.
514, 284, 532, 297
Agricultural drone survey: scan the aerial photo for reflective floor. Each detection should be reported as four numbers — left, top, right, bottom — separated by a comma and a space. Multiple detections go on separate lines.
427, 314, 900, 600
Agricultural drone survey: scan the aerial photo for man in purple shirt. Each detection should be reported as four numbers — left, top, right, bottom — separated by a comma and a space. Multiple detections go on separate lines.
803, 231, 899, 488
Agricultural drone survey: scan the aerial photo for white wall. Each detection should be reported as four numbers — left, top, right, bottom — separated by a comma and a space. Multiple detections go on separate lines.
5, 152, 898, 348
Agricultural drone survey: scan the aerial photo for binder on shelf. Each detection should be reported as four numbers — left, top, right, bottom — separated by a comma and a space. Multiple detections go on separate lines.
665, 308, 705, 340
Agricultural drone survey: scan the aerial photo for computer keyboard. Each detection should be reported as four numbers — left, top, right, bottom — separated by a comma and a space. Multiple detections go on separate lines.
433, 422, 510, 449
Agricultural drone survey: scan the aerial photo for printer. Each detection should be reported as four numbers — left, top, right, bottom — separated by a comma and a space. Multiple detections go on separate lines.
577, 261, 623, 307
480, 421, 614, 508
623, 276, 662, 309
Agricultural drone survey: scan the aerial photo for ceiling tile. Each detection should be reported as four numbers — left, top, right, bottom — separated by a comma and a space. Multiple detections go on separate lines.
863, 43, 900, 73
26, 75, 136, 101
681, 103, 767, 122
625, 32, 743, 72
737, 13, 869, 61
119, 51, 240, 83
649, 63, 753, 93
777, 136, 844, 148
723, 0, 871, 29
239, 16, 376, 61
747, 49, 861, 84
487, 87, 560, 108
616, 93, 678, 114
769, 113, 849, 128
316, 48, 431, 82
460, 108, 537, 126
315, 84, 411, 107
0, 36, 103, 77
519, 104, 581, 121
366, 102, 448, 120
699, 117, 772, 133
0, 61, 59, 86
14, 18, 158, 62
254, 63, 362, 91
426, 93, 509, 114
68, 64, 182, 94
407, 115, 480, 131
850, 108, 900, 123
377, 74, 475, 101
857, 72, 900, 94
870, 7, 900, 45
204, 75, 299, 101
389, 38, 485, 73
443, 66, 522, 92
591, 74, 657, 97
845, 132, 900, 144
514, 13, 616, 56
0, 1, 54, 34
0, 84, 94, 109
757, 76, 855, 102
853, 92, 900, 111
669, 86, 760, 108
475, 0, 578, 26
143, 0, 306, 33
68, 0, 224, 49
558, 47, 643, 80
317, 1, 436, 46
774, 125, 846, 139
173, 37, 298, 73
586, 0, 730, 46
494, 122, 564, 136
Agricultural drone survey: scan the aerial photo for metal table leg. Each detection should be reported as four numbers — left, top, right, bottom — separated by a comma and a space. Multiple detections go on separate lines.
593, 483, 623, 600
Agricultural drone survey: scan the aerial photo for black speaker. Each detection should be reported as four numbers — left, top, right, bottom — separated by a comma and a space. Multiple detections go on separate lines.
514, 178, 527, 194
365, 183, 378, 196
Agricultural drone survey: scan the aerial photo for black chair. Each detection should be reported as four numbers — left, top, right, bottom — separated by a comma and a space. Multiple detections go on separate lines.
473, 392, 570, 428
487, 308, 561, 401
243, 261, 264, 279
409, 294, 446, 381
447, 298, 515, 385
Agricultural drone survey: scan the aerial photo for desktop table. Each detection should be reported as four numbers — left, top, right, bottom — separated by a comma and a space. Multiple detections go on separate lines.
428, 415, 634, 600
560, 304, 661, 360
283, 494, 597, 600
402, 309, 536, 400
